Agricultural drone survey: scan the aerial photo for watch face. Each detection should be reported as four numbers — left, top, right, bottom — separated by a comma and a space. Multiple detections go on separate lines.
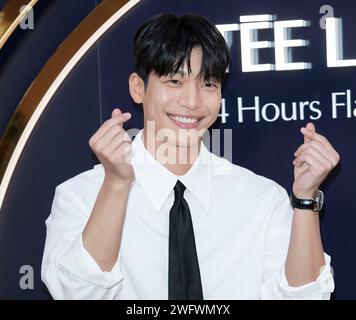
316, 190, 324, 211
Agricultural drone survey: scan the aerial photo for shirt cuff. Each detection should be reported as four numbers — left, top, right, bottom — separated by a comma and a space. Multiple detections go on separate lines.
278, 253, 334, 299
58, 234, 124, 289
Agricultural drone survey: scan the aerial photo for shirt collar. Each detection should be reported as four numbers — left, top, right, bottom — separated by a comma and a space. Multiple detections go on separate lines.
131, 129, 212, 215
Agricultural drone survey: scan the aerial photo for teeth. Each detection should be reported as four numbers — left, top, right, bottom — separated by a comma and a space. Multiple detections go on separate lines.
169, 114, 199, 124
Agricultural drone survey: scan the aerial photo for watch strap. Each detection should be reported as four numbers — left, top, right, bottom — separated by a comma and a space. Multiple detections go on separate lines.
290, 190, 323, 212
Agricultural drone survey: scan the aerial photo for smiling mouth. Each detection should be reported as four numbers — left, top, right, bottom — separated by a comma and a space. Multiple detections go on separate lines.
167, 113, 204, 125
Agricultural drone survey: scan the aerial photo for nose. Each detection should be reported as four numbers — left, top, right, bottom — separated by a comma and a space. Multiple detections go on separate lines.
177, 83, 202, 110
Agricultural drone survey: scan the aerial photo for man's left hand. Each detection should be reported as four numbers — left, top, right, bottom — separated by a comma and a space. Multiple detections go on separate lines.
292, 122, 340, 199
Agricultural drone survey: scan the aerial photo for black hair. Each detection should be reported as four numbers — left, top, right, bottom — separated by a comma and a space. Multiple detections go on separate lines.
133, 13, 231, 85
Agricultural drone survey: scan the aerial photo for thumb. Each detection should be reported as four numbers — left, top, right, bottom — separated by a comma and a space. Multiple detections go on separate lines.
111, 108, 132, 127
306, 122, 315, 132
303, 122, 315, 143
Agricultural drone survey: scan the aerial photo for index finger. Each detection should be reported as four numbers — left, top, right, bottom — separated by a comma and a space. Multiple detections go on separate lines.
301, 128, 339, 159
91, 112, 131, 144
112, 110, 132, 127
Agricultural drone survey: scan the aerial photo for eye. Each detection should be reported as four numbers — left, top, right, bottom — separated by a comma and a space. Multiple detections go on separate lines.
169, 79, 180, 84
204, 82, 219, 89
165, 78, 182, 86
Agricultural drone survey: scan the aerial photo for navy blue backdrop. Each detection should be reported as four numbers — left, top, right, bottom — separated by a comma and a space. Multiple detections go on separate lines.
0, 0, 355, 299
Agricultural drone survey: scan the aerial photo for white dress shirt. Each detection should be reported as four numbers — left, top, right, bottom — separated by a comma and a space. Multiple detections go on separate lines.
41, 129, 334, 300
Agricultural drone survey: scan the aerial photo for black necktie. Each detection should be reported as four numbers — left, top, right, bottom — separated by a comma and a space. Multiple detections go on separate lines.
168, 180, 203, 300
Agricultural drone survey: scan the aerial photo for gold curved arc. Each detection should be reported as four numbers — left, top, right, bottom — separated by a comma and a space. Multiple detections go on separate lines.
0, 0, 142, 210
0, 0, 39, 50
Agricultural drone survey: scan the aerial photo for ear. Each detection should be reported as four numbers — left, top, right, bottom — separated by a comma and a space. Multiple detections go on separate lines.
129, 73, 145, 104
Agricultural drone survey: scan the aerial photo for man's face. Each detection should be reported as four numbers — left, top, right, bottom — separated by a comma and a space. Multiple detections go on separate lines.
139, 46, 222, 148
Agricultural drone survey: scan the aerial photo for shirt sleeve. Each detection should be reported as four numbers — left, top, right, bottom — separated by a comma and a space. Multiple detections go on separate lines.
41, 184, 124, 300
260, 184, 335, 300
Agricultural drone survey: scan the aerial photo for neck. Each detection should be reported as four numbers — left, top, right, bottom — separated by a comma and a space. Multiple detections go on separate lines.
141, 129, 201, 176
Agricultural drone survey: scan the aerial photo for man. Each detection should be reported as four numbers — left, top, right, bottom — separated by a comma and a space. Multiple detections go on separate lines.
41, 13, 339, 299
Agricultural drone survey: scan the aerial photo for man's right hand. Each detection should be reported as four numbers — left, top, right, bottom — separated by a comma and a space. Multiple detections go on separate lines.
89, 108, 134, 186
